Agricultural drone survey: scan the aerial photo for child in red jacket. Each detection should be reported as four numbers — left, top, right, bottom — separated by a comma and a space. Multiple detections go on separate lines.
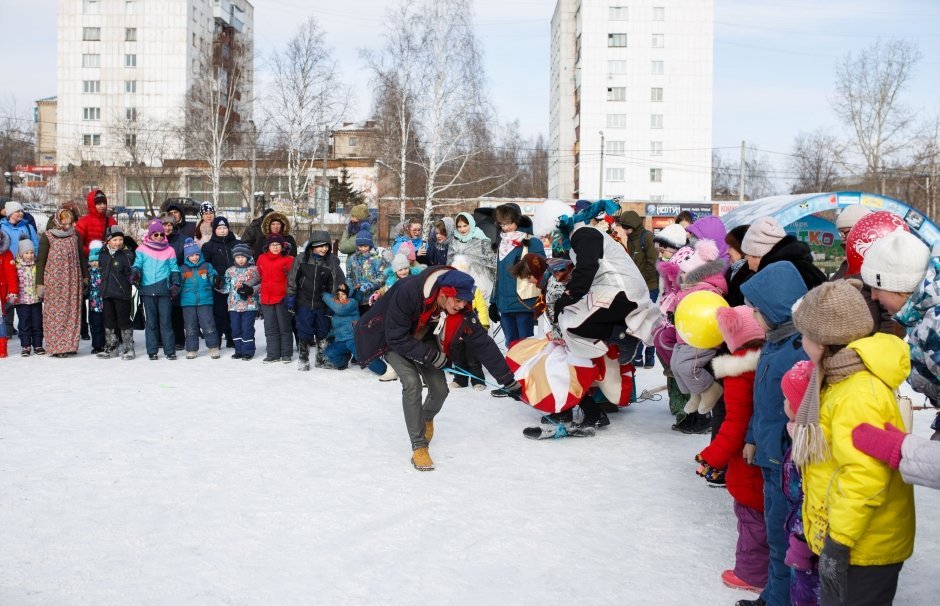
0, 230, 18, 357
255, 234, 294, 363
695, 305, 768, 595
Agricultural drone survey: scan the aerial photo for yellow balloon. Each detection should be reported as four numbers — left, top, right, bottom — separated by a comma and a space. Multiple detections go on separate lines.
675, 290, 730, 349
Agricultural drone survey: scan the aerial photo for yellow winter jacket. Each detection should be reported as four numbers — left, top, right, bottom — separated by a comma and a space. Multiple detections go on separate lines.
472, 287, 490, 329
802, 333, 915, 566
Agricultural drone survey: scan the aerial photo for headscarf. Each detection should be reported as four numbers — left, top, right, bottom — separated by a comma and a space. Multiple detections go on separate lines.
453, 212, 490, 244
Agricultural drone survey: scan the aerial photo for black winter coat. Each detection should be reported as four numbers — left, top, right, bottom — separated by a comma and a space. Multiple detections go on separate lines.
354, 266, 514, 385
757, 235, 828, 290
99, 246, 136, 300
287, 251, 344, 310
166, 232, 186, 265
202, 233, 237, 277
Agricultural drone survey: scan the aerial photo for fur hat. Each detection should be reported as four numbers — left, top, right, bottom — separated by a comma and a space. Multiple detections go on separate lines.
860, 230, 931, 293
532, 199, 574, 238
183, 238, 200, 258
211, 216, 229, 231
392, 253, 410, 272
232, 243, 252, 259
159, 213, 177, 225
4, 200, 24, 215
200, 201, 215, 216
356, 223, 374, 248
653, 223, 688, 250
494, 203, 522, 226
146, 219, 165, 238
792, 279, 874, 346
397, 240, 416, 262
678, 239, 719, 274
782, 360, 814, 414
741, 216, 786, 257
716, 305, 765, 353
349, 204, 370, 221
836, 205, 872, 231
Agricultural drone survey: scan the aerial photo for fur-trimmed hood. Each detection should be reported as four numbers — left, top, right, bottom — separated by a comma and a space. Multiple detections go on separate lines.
0, 229, 10, 255
682, 259, 728, 291
261, 211, 291, 236
712, 348, 760, 379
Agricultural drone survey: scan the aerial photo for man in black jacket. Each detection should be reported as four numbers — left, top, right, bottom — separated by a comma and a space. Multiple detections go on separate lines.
355, 267, 522, 471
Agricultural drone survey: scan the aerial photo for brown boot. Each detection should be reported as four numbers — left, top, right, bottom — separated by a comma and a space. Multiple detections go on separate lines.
411, 447, 434, 471
424, 419, 434, 443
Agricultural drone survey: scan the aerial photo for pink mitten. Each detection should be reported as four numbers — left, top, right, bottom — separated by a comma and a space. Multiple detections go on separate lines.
785, 535, 813, 571
852, 422, 906, 469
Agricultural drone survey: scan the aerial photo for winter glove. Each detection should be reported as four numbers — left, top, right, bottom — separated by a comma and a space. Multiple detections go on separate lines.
36, 285, 45, 300
785, 535, 815, 572
6, 294, 15, 305
851, 422, 906, 469
553, 293, 576, 323
213, 275, 224, 290
130, 269, 141, 286
488, 303, 500, 323
285, 295, 296, 314
168, 284, 180, 299
427, 349, 448, 370
501, 380, 524, 401
368, 291, 381, 305
818, 535, 850, 604
237, 284, 254, 300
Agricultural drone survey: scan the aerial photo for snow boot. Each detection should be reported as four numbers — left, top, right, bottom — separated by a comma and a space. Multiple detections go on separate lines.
411, 447, 434, 471
681, 412, 713, 434
697, 381, 724, 414
97, 329, 118, 358
298, 341, 311, 372
734, 598, 766, 606
424, 419, 434, 443
120, 329, 135, 360
378, 366, 398, 381
21, 346, 31, 357
540, 409, 574, 425
524, 418, 595, 439
186, 351, 197, 360
315, 338, 335, 369
209, 347, 221, 359
683, 392, 702, 414
721, 570, 762, 593
0, 338, 7, 358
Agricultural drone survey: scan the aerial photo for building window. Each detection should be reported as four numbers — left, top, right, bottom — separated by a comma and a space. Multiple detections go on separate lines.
653, 7, 665, 21
83, 134, 101, 146
652, 34, 665, 48
125, 28, 137, 41
125, 54, 137, 67
125, 80, 137, 93
82, 27, 100, 41
348, 137, 358, 146
608, 60, 627, 74
607, 87, 626, 102
125, 134, 137, 147
606, 140, 625, 156
82, 54, 100, 68
651, 114, 664, 129
126, 107, 137, 121
651, 87, 664, 102
651, 60, 664, 75
82, 80, 100, 93
650, 168, 663, 182
83, 0, 99, 15
82, 107, 101, 121
125, 0, 135, 15
608, 33, 628, 48
607, 114, 627, 128
609, 6, 628, 20
192, 32, 197, 47
651, 141, 663, 156
606, 168, 625, 182
650, 194, 664, 202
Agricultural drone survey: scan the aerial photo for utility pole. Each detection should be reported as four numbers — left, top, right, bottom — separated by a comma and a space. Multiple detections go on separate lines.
739, 140, 745, 204
248, 120, 257, 216
598, 131, 605, 199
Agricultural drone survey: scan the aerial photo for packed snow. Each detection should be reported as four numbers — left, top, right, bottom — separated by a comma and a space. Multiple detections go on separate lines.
2, 330, 938, 605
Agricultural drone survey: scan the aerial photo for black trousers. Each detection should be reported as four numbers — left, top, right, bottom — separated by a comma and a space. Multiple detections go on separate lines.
103, 298, 133, 331
819, 562, 903, 606
567, 292, 637, 340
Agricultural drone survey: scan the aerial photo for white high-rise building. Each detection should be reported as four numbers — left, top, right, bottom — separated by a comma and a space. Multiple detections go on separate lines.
56, 0, 254, 168
549, 0, 713, 202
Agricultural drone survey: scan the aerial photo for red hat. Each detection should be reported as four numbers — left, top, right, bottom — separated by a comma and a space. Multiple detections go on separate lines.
781, 360, 814, 414
716, 305, 765, 353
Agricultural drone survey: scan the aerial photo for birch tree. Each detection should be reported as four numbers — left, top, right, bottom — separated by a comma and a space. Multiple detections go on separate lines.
111, 116, 179, 217
789, 129, 845, 194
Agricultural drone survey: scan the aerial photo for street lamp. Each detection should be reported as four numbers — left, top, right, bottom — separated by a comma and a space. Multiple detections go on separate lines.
3, 171, 15, 198
598, 131, 605, 199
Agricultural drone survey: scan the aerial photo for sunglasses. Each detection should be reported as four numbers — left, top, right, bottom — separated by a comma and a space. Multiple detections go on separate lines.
152, 233, 166, 239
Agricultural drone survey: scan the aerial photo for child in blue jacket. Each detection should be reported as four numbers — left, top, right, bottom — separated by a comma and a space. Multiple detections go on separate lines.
178, 238, 220, 359
322, 283, 387, 376
132, 220, 181, 360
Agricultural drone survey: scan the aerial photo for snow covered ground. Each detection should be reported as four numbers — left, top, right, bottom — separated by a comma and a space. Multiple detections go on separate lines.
2, 331, 938, 605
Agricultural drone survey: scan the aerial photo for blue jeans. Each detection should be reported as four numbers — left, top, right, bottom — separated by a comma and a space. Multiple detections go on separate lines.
325, 337, 387, 374
500, 312, 535, 347
182, 304, 220, 352
229, 310, 256, 356
761, 466, 791, 606
142, 295, 175, 356
295, 306, 331, 344
15, 303, 43, 348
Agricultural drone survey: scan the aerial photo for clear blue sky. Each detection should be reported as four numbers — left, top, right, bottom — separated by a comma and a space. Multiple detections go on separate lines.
2, 0, 938, 189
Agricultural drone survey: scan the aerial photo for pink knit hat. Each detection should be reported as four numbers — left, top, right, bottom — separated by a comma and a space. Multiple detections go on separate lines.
678, 239, 720, 274
716, 305, 766, 352
741, 216, 786, 257
670, 245, 695, 267
146, 219, 165, 238
397, 240, 417, 262
781, 360, 814, 413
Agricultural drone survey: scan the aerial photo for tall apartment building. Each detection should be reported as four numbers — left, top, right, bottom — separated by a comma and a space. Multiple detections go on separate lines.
549, 0, 713, 202
56, 0, 254, 169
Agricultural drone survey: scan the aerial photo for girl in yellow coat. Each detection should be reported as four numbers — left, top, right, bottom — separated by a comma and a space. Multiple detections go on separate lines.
792, 279, 915, 606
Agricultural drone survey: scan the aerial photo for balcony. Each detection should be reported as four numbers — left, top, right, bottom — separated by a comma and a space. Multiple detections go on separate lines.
213, 0, 244, 33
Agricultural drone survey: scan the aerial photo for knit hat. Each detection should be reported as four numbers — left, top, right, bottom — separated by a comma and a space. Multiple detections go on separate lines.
17, 238, 35, 257
573, 200, 592, 213
836, 205, 872, 231
349, 204, 370, 221
678, 239, 719, 274
392, 253, 410, 272
670, 245, 695, 268
724, 224, 750, 255
356, 223, 374, 248
159, 213, 176, 225
546, 257, 573, 275
266, 233, 286, 248
336, 283, 349, 295
88, 240, 103, 262
3, 201, 24, 215
200, 201, 215, 216
860, 230, 931, 293
105, 226, 124, 241
398, 240, 416, 262
741, 216, 786, 257
781, 360, 814, 413
211, 216, 229, 231
146, 219, 165, 238
716, 305, 765, 353
436, 270, 475, 302
232, 243, 251, 259
183, 238, 200, 258
792, 279, 873, 346
653, 223, 688, 250
93, 190, 108, 205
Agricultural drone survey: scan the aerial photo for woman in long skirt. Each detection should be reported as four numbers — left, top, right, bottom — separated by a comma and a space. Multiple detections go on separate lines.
37, 206, 87, 357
